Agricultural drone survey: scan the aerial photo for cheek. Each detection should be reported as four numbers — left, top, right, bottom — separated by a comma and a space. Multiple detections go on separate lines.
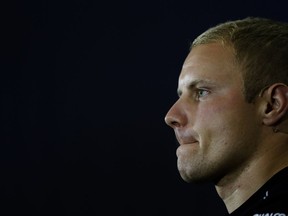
195, 102, 247, 159
195, 100, 229, 124
194, 98, 250, 133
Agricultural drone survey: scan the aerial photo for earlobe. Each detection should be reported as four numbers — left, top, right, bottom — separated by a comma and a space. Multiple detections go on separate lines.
262, 84, 288, 126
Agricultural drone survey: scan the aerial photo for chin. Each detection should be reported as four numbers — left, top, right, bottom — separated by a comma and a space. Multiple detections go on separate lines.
179, 167, 221, 184
179, 171, 209, 184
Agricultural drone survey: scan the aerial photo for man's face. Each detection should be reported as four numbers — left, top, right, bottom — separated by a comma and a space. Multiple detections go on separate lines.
165, 43, 262, 184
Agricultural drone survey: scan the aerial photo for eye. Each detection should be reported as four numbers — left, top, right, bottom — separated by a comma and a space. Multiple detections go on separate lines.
195, 88, 210, 100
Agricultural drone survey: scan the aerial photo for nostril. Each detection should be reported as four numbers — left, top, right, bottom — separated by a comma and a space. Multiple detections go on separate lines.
165, 116, 180, 128
171, 120, 180, 128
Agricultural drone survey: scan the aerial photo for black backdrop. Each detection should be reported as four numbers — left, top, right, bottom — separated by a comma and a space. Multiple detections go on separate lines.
1, 0, 288, 215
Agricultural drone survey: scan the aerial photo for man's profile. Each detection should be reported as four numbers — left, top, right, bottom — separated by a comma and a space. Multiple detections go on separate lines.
164, 17, 288, 215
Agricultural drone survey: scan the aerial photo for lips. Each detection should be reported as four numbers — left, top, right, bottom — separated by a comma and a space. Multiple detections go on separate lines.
178, 139, 198, 145
175, 132, 198, 145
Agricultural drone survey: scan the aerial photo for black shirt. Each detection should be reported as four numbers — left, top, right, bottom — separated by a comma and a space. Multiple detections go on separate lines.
228, 167, 288, 216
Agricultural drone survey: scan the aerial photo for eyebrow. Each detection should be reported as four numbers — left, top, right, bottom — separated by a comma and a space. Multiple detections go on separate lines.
177, 79, 216, 97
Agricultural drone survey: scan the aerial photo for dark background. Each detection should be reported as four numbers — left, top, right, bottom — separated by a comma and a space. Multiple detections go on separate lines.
1, 0, 288, 215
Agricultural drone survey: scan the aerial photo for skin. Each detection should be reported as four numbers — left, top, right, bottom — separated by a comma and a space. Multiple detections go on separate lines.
164, 42, 288, 213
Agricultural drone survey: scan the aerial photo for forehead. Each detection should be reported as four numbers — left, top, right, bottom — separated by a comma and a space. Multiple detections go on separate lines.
179, 43, 241, 88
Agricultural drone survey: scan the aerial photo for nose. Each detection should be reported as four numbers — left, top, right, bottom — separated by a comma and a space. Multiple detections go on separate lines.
164, 100, 186, 129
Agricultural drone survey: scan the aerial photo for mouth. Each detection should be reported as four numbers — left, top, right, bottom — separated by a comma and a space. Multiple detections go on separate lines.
176, 140, 199, 158
182, 141, 198, 144
178, 141, 199, 146
176, 135, 198, 146
175, 130, 199, 146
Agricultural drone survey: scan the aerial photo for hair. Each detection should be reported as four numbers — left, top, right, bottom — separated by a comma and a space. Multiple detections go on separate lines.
191, 17, 288, 103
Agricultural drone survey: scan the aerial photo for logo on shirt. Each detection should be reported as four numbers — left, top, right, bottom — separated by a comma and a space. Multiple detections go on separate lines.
253, 213, 286, 216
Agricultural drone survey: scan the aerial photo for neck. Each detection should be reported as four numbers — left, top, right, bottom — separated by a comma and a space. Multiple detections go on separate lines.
215, 166, 263, 213
215, 138, 288, 213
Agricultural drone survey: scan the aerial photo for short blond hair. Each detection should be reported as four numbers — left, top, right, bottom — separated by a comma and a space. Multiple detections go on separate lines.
191, 17, 288, 102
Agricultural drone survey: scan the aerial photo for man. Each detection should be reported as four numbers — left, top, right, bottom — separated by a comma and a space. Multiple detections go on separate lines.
164, 17, 288, 215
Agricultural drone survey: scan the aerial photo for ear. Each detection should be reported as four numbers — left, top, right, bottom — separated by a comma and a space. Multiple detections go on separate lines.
262, 83, 288, 126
